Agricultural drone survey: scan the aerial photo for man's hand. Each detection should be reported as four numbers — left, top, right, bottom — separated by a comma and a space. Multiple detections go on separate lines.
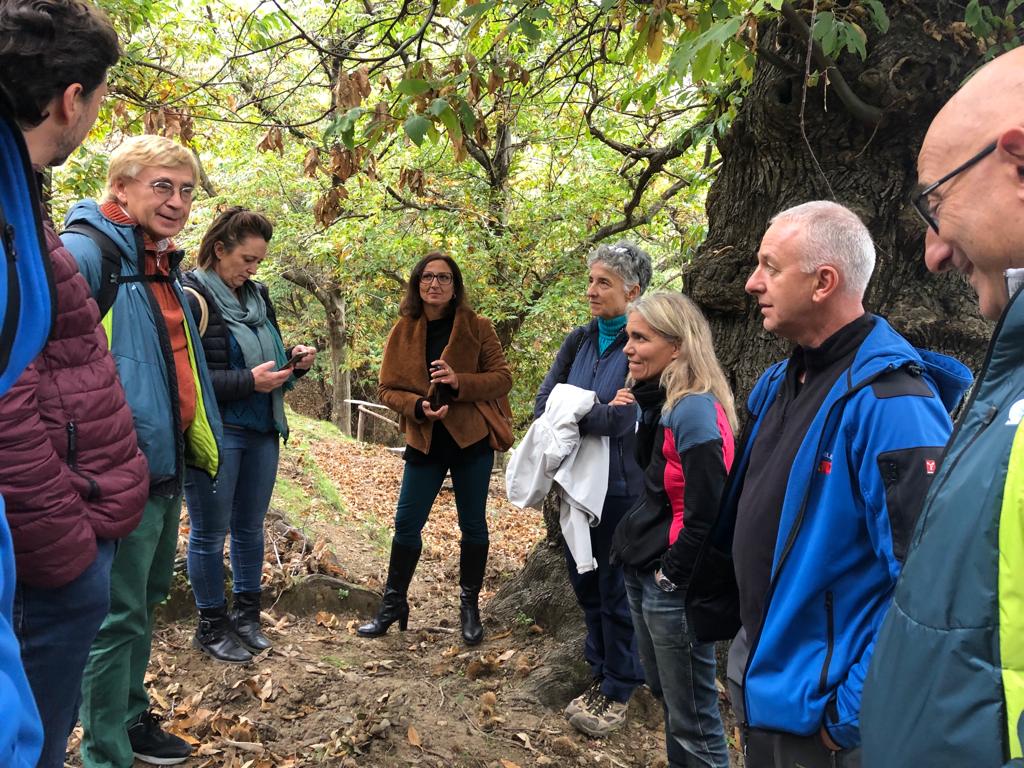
610, 387, 635, 406
421, 400, 448, 421
820, 725, 841, 752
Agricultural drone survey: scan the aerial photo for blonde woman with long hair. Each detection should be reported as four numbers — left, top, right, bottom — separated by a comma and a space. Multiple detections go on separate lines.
610, 291, 736, 768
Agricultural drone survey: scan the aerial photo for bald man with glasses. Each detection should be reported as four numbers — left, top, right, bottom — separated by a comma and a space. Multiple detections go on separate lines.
861, 46, 1024, 768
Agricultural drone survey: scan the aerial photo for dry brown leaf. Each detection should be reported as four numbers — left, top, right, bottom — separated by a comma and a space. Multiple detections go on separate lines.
150, 688, 170, 711
406, 725, 422, 748
315, 611, 339, 628
222, 739, 264, 753
256, 128, 284, 155
259, 677, 274, 702
302, 148, 320, 178
499, 760, 522, 768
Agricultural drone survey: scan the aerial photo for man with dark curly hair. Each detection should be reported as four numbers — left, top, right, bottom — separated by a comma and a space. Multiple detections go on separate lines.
0, 3, 150, 767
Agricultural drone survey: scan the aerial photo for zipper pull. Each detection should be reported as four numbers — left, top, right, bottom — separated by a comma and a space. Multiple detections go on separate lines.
66, 421, 78, 468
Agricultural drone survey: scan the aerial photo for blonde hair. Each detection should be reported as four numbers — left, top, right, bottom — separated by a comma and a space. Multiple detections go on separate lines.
628, 291, 738, 432
105, 135, 199, 200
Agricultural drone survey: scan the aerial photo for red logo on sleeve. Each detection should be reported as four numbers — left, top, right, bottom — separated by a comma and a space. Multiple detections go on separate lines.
925, 459, 937, 475
818, 460, 832, 474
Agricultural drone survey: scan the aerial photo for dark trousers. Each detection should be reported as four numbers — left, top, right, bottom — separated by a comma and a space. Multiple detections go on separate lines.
728, 680, 862, 768
393, 450, 494, 547
564, 494, 644, 703
14, 538, 116, 768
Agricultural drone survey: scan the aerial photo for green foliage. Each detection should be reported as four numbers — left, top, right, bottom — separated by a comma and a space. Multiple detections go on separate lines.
50, 0, 1019, 430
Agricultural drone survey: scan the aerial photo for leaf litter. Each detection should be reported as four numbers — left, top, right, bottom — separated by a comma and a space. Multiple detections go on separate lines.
63, 429, 727, 767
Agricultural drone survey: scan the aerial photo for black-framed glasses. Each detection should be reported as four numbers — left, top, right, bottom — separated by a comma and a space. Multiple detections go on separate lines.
912, 140, 997, 234
421, 271, 453, 285
145, 180, 196, 202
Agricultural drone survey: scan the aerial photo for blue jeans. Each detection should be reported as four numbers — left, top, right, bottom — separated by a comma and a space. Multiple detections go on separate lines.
185, 427, 280, 608
565, 495, 644, 703
14, 538, 116, 768
624, 569, 728, 768
393, 450, 493, 547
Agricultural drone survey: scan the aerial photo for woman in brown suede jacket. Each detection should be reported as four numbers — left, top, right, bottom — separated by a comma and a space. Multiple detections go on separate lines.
358, 252, 512, 645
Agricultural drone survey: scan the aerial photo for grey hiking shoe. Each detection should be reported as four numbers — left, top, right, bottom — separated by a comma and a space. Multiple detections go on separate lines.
569, 693, 628, 737
563, 678, 603, 719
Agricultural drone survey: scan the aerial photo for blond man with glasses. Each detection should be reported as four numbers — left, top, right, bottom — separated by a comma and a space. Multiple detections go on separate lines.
62, 135, 222, 768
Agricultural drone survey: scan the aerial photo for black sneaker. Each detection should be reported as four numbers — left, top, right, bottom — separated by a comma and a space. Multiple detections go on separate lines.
127, 710, 191, 765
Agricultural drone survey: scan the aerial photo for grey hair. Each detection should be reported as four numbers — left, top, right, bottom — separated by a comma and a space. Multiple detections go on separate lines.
770, 201, 876, 299
587, 240, 653, 294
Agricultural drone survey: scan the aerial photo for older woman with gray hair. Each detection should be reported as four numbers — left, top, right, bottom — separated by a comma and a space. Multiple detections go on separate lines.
533, 240, 652, 737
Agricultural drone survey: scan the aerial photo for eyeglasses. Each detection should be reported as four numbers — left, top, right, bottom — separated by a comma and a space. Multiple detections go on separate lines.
912, 140, 997, 234
421, 272, 453, 285
144, 180, 196, 202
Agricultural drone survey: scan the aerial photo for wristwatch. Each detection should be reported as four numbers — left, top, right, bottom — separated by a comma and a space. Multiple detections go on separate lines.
654, 568, 678, 592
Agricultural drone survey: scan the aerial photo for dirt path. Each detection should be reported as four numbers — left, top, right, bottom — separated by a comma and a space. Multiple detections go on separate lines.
68, 414, 740, 767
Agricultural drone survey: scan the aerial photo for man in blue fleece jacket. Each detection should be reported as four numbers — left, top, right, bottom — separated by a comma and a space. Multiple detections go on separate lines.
724, 201, 970, 768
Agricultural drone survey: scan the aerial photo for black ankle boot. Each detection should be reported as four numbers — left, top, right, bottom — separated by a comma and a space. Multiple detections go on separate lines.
358, 540, 421, 638
231, 591, 271, 653
459, 540, 488, 646
194, 605, 252, 664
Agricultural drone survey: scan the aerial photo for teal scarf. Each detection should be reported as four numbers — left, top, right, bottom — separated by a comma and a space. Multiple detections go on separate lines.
193, 268, 289, 439
597, 314, 627, 355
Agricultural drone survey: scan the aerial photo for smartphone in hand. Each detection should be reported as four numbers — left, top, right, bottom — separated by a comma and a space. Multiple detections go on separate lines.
282, 351, 309, 369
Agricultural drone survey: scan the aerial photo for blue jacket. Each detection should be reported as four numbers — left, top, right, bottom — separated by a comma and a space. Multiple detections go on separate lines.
62, 201, 221, 492
534, 319, 641, 499
728, 316, 970, 749
0, 114, 47, 766
863, 289, 1024, 768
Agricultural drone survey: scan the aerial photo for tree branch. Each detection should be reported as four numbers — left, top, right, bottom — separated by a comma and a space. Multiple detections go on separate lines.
779, 1, 883, 126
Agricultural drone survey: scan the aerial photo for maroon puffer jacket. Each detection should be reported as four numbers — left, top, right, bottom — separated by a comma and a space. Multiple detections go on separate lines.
0, 221, 148, 589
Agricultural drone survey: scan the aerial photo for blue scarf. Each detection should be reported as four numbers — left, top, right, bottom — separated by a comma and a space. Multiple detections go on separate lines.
193, 268, 289, 439
597, 314, 627, 355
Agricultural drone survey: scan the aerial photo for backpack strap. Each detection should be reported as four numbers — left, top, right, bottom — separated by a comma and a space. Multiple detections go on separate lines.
556, 325, 589, 385
182, 285, 208, 337
62, 222, 123, 318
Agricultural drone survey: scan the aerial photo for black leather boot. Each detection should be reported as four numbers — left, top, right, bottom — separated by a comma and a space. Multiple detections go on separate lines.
194, 605, 252, 664
459, 540, 488, 646
231, 591, 271, 653
357, 540, 421, 637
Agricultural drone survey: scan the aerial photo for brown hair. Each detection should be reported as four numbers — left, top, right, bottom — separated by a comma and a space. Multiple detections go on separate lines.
196, 207, 274, 269
0, 0, 120, 127
399, 251, 467, 318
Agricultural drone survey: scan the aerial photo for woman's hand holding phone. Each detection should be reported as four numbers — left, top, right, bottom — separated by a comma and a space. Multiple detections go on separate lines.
252, 361, 292, 392
284, 345, 317, 370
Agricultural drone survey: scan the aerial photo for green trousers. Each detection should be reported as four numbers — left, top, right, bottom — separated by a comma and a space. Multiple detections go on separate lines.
79, 494, 182, 768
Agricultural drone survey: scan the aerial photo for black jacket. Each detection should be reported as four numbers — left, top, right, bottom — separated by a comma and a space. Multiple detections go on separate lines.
180, 272, 306, 404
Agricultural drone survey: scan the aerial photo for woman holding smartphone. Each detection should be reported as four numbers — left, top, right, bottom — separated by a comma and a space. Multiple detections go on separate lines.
182, 207, 316, 664
359, 251, 511, 645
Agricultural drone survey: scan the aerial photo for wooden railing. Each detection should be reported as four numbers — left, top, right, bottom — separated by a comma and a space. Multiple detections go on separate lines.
342, 399, 400, 447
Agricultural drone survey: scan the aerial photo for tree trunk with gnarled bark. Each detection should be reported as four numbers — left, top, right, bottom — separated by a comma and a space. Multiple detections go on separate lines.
489, 1, 1002, 695
688, 2, 994, 400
